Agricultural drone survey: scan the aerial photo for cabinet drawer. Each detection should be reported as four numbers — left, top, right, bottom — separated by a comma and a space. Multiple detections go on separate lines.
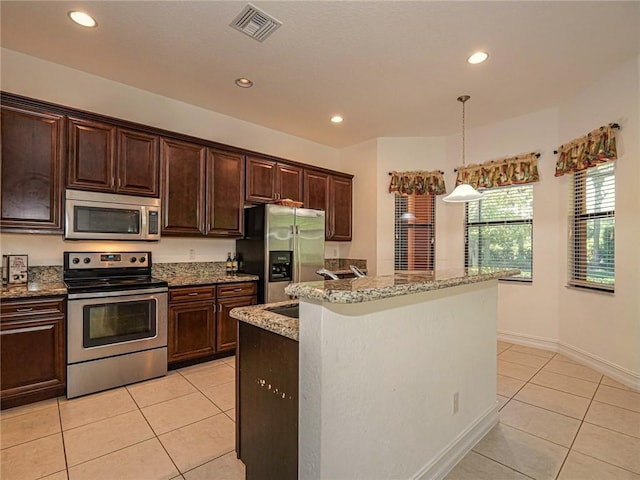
1, 297, 65, 320
169, 286, 215, 303
217, 282, 257, 298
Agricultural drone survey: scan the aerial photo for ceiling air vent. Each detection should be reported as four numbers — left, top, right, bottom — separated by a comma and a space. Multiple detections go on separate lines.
230, 3, 282, 42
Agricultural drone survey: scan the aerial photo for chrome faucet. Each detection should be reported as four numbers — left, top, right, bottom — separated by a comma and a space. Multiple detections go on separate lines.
349, 265, 366, 278
316, 268, 339, 280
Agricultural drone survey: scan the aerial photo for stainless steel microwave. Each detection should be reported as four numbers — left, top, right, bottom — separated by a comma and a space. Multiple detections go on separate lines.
65, 190, 160, 241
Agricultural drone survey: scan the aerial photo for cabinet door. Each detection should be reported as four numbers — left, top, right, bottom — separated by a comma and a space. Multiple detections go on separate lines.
329, 175, 353, 241
207, 149, 244, 237
0, 103, 64, 232
217, 295, 257, 352
67, 117, 116, 192
160, 138, 206, 235
1, 298, 66, 409
246, 156, 276, 203
168, 301, 216, 363
303, 169, 329, 212
116, 128, 160, 197
277, 164, 303, 203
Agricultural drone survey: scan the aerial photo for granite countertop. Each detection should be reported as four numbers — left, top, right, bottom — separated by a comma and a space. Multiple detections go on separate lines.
1, 281, 68, 300
158, 272, 259, 287
230, 300, 299, 341
284, 268, 520, 304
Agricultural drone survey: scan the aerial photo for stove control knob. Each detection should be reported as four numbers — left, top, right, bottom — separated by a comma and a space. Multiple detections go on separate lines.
72, 257, 80, 264
83, 257, 91, 264
139, 257, 146, 264
130, 257, 137, 263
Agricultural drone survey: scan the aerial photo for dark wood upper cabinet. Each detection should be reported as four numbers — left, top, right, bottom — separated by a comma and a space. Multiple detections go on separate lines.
116, 128, 160, 196
67, 117, 116, 192
160, 137, 206, 235
207, 149, 245, 237
329, 175, 353, 241
276, 163, 303, 203
246, 156, 303, 203
304, 169, 352, 241
246, 155, 276, 203
67, 118, 159, 197
0, 102, 65, 233
303, 169, 330, 212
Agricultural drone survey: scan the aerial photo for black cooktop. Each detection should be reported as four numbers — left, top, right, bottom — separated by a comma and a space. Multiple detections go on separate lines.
64, 275, 168, 294
63, 251, 168, 294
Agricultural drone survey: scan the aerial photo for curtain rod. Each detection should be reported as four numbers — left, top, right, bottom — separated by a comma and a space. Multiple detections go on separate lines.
388, 171, 444, 176
553, 123, 621, 154
453, 153, 541, 172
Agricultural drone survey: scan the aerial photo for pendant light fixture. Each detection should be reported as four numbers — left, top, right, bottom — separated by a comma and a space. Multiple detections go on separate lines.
443, 95, 484, 203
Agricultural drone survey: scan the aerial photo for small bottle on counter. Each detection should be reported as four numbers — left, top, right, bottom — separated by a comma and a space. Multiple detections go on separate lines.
226, 252, 233, 276
232, 253, 239, 275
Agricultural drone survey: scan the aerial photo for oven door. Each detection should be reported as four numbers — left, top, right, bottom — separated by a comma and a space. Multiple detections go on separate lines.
67, 288, 168, 364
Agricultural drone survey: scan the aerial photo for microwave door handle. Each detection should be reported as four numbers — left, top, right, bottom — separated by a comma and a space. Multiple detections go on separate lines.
141, 206, 148, 239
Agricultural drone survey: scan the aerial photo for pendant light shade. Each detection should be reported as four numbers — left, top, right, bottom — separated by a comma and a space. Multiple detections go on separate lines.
443, 95, 484, 203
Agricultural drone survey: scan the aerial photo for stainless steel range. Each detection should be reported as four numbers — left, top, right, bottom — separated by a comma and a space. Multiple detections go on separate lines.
64, 251, 168, 398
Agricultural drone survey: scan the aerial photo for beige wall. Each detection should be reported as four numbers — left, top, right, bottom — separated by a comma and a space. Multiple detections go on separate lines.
556, 57, 640, 377
337, 139, 378, 273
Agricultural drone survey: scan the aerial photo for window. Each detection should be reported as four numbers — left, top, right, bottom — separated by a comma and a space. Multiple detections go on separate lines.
568, 162, 615, 291
465, 184, 533, 280
394, 195, 435, 271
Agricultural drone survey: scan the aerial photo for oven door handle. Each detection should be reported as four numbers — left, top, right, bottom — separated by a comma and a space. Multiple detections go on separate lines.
67, 286, 168, 300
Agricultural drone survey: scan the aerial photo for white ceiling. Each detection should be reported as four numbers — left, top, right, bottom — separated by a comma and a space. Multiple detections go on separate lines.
1, 1, 639, 148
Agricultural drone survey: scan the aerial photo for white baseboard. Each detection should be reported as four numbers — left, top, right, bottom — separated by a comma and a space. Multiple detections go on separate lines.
412, 405, 499, 480
498, 330, 640, 390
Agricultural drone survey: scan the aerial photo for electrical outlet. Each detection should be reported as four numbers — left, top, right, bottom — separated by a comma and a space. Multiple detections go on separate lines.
453, 392, 459, 414
333, 247, 338, 257
188, 249, 196, 260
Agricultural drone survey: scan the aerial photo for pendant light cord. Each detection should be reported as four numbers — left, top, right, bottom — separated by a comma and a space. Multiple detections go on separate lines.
457, 95, 470, 168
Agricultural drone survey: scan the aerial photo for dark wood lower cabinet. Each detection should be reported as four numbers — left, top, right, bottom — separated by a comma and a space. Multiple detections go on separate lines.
237, 321, 298, 480
217, 295, 257, 352
0, 297, 66, 409
168, 300, 216, 363
168, 282, 257, 366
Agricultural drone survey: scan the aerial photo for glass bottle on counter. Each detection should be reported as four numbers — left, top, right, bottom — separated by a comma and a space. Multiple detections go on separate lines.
232, 253, 239, 275
226, 252, 233, 276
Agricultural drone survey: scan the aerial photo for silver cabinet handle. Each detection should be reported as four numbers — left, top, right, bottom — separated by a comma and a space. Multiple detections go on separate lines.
16, 307, 33, 312
234, 288, 242, 292
188, 292, 199, 296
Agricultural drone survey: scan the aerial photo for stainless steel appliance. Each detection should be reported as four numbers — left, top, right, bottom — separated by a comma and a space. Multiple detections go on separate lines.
65, 189, 160, 241
64, 251, 168, 398
237, 204, 325, 303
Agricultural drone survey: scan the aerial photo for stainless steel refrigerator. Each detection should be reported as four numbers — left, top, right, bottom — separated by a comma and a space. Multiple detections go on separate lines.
236, 204, 325, 304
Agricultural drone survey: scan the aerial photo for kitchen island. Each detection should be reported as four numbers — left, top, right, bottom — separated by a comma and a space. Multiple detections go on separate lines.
231, 268, 518, 480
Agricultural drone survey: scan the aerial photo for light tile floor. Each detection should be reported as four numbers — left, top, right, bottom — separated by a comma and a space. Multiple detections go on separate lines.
0, 355, 243, 480
1, 343, 639, 479
446, 342, 640, 480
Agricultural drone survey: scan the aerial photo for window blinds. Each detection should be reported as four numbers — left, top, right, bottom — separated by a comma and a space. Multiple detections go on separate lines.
394, 195, 435, 271
568, 162, 615, 291
465, 184, 533, 279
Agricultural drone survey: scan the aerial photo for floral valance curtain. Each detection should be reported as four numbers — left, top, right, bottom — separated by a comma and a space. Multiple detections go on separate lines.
554, 125, 618, 177
388, 170, 446, 195
454, 153, 540, 189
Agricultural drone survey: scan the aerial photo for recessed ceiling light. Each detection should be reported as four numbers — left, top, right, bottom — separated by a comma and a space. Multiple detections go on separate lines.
68, 11, 97, 28
235, 78, 254, 88
330, 115, 344, 124
467, 51, 489, 64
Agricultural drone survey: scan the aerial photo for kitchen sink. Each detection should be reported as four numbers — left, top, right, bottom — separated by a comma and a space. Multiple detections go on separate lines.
266, 305, 299, 319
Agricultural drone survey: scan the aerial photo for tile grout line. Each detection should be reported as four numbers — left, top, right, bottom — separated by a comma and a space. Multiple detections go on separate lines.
552, 373, 604, 480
